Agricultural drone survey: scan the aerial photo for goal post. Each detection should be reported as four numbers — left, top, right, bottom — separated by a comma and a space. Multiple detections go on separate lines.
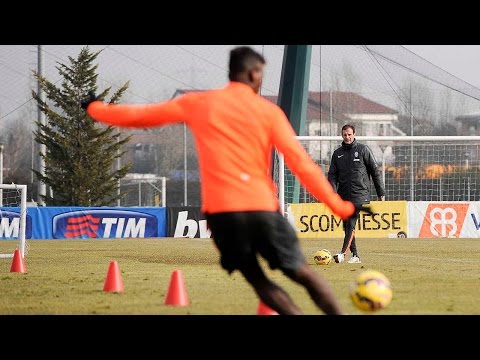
0, 184, 27, 259
119, 174, 167, 207
275, 136, 480, 212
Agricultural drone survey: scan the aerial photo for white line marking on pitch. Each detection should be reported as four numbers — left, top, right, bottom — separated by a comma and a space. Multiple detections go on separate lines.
373, 253, 480, 264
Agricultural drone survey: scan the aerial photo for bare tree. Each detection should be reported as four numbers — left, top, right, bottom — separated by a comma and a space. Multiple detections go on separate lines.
395, 78, 437, 136
341, 60, 362, 93
327, 59, 362, 93
1, 111, 34, 187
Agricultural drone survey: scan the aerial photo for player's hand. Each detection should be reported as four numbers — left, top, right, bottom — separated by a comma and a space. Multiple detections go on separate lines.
81, 91, 100, 110
341, 202, 373, 221
354, 203, 374, 216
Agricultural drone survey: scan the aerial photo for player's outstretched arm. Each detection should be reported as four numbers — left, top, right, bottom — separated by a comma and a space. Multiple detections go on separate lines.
271, 111, 355, 220
81, 91, 191, 128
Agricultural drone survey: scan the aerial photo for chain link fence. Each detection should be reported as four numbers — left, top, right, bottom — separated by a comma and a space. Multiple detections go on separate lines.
2, 45, 480, 206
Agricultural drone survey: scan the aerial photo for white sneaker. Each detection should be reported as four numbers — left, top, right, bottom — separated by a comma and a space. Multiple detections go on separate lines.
333, 253, 344, 263
348, 256, 361, 264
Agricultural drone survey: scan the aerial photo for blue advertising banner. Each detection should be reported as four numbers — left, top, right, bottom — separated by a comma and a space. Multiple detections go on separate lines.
0, 209, 33, 239
0, 207, 167, 240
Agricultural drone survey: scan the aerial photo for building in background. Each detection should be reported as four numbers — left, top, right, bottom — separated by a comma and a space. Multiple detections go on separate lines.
455, 112, 480, 135
264, 91, 404, 163
124, 89, 407, 206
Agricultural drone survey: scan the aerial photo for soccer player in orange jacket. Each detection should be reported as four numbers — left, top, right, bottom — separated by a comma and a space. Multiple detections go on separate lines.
83, 46, 356, 315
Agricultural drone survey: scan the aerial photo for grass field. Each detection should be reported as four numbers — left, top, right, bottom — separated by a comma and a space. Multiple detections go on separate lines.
0, 237, 479, 315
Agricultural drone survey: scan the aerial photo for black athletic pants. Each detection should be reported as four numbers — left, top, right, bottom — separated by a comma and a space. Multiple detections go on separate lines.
340, 205, 361, 256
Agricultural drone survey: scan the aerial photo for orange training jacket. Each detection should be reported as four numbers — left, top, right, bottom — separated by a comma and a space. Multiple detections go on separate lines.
87, 82, 354, 219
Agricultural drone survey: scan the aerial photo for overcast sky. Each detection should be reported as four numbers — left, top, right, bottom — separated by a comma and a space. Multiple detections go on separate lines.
403, 45, 480, 88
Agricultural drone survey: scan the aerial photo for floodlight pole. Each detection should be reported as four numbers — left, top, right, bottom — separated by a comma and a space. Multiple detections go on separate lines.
184, 123, 188, 206
0, 143, 3, 207
409, 84, 414, 201
37, 45, 46, 206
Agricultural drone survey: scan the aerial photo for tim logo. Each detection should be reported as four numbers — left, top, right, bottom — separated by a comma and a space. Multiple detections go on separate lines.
53, 210, 158, 239
0, 211, 33, 239
419, 204, 469, 238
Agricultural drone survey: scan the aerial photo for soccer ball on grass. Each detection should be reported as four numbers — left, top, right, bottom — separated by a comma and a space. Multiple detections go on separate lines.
313, 249, 332, 265
350, 270, 392, 312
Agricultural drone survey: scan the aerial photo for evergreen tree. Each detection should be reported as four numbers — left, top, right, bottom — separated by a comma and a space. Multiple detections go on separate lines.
32, 47, 131, 206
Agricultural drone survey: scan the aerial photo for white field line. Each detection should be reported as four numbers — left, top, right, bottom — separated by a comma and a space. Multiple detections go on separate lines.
373, 252, 480, 264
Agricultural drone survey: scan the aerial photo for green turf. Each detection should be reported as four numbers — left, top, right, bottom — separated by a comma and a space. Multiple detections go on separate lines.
0, 237, 479, 314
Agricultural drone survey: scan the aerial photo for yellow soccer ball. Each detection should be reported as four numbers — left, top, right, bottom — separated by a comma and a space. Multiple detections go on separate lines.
313, 249, 332, 265
350, 270, 393, 312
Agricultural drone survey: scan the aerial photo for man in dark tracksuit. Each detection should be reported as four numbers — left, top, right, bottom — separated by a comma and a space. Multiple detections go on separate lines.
327, 124, 385, 264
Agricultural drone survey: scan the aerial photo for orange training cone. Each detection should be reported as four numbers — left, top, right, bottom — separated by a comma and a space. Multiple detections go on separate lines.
256, 300, 279, 315
10, 249, 26, 273
165, 270, 189, 306
103, 261, 124, 293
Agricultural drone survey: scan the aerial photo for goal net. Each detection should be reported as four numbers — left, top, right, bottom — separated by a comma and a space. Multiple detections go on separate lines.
0, 184, 27, 258
119, 174, 167, 207
274, 136, 480, 212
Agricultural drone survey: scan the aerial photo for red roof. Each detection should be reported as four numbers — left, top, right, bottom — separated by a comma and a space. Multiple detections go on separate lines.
262, 95, 323, 120
129, 91, 398, 145
311, 91, 397, 115
263, 91, 396, 121
173, 90, 397, 121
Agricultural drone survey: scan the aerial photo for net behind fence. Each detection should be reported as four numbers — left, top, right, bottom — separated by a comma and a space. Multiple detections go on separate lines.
3, 45, 480, 207
0, 184, 27, 258
274, 136, 480, 211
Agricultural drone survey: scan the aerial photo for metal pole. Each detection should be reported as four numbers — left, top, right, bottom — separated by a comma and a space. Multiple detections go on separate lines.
37, 45, 46, 206
468, 177, 471, 201
31, 134, 34, 184
439, 177, 443, 201
19, 185, 27, 258
410, 84, 414, 201
0, 143, 3, 207
162, 176, 166, 207
117, 129, 121, 207
138, 181, 142, 206
382, 148, 386, 189
279, 153, 285, 213
319, 45, 322, 135
184, 123, 188, 206
329, 89, 333, 160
